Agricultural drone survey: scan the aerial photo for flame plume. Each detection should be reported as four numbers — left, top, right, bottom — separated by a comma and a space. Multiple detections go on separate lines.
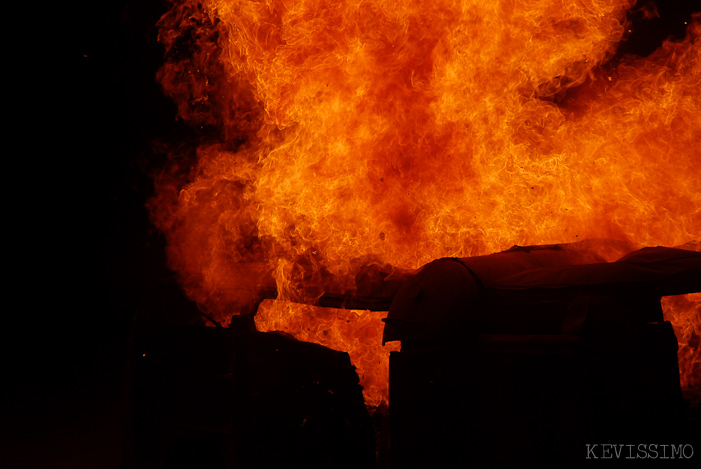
150, 0, 701, 404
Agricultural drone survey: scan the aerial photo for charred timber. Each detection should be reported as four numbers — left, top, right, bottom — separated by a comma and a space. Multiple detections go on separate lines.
383, 244, 701, 343
384, 242, 699, 467
126, 322, 375, 468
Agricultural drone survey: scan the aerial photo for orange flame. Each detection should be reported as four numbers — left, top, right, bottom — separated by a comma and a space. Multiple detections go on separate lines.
255, 299, 399, 406
662, 292, 701, 389
150, 0, 701, 395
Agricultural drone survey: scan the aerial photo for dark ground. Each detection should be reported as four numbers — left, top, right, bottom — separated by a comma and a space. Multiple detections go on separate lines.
5, 1, 700, 468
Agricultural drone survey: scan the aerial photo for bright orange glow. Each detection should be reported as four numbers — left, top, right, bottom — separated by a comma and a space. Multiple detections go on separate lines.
662, 293, 701, 389
255, 299, 399, 406
149, 0, 701, 396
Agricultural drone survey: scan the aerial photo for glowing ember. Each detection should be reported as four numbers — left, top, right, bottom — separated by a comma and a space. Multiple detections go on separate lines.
255, 299, 399, 406
149, 0, 701, 394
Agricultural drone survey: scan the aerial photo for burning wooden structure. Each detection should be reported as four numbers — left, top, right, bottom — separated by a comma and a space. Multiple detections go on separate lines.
135, 0, 701, 467
148, 0, 701, 394
384, 243, 700, 466
127, 242, 700, 466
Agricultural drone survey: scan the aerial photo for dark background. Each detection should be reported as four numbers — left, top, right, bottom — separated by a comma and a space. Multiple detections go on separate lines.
7, 1, 181, 467
6, 1, 700, 467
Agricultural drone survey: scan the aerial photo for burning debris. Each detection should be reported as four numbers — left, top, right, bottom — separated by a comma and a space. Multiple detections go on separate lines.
384, 243, 699, 466
127, 242, 700, 466
255, 299, 400, 407
148, 0, 701, 396
135, 0, 701, 466
258, 241, 700, 408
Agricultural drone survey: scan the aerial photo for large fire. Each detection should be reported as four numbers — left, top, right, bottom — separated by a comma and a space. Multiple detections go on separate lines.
149, 0, 701, 406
